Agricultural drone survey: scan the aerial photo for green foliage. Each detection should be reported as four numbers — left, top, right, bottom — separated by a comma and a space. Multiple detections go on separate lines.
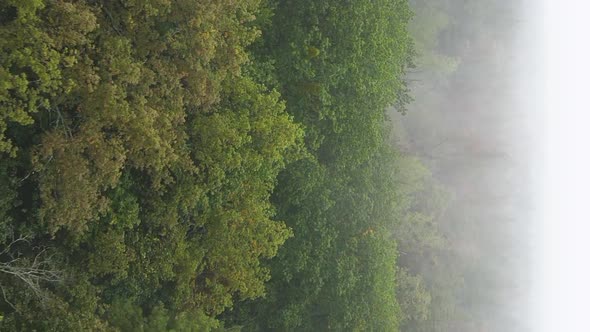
222, 0, 418, 329
267, 0, 414, 161
0, 0, 300, 329
396, 268, 432, 325
107, 300, 221, 332
0, 0, 440, 330
410, 2, 460, 79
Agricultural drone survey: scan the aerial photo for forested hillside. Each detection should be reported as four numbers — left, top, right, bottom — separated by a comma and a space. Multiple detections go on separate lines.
0, 0, 432, 330
0, 0, 527, 331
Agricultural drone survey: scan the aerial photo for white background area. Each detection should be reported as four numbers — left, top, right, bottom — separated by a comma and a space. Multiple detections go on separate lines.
534, 1, 590, 331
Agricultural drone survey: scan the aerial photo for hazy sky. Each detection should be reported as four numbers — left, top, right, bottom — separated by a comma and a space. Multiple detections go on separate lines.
534, 1, 590, 331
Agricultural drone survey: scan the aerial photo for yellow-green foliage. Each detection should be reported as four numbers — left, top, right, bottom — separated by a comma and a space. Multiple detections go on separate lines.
0, 0, 426, 330
0, 0, 301, 329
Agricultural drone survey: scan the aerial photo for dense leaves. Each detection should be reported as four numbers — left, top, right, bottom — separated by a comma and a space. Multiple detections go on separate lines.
0, 0, 439, 331
223, 0, 420, 331
0, 0, 300, 329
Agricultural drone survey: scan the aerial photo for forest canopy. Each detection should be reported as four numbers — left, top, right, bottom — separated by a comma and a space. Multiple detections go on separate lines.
0, 0, 453, 331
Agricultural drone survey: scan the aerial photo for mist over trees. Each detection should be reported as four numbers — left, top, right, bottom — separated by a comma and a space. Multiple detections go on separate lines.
392, 0, 533, 331
0, 0, 531, 331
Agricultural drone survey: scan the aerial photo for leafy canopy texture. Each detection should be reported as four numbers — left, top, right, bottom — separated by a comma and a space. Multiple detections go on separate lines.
0, 0, 432, 331
0, 0, 301, 329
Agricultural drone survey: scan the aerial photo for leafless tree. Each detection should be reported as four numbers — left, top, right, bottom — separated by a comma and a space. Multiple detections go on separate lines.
0, 234, 62, 309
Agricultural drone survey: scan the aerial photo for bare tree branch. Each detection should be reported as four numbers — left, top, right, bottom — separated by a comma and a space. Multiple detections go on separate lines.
0, 234, 63, 303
